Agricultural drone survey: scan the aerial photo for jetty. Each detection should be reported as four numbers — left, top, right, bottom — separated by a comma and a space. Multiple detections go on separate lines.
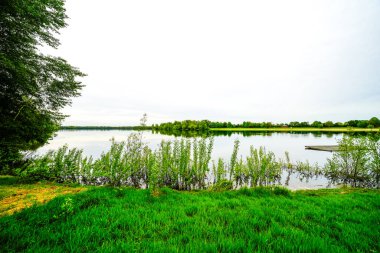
305, 145, 340, 152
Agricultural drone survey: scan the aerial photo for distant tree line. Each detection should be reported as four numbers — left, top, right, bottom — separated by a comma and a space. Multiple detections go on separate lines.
152, 117, 380, 131
152, 120, 211, 131
60, 126, 151, 131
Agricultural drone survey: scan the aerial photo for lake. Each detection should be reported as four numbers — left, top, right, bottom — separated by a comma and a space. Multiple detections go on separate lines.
38, 130, 344, 190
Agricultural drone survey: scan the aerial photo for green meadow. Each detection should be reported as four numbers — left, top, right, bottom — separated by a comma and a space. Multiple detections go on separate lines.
0, 177, 379, 252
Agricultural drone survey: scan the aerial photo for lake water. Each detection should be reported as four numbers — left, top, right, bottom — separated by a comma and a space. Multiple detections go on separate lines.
38, 130, 344, 190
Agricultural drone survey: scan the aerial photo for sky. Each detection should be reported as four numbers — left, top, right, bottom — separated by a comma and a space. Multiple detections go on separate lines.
46, 0, 380, 126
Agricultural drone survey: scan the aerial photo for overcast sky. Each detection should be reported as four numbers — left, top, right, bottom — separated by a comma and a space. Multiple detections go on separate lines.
48, 0, 380, 126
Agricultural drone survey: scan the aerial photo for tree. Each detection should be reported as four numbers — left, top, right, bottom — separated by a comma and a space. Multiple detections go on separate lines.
0, 0, 85, 170
139, 113, 148, 128
346, 120, 359, 127
289, 121, 300, 127
334, 122, 344, 127
323, 121, 334, 128
357, 120, 369, 128
369, 117, 380, 128
311, 121, 323, 128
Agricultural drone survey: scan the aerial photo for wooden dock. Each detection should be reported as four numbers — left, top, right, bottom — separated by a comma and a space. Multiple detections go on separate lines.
305, 145, 340, 152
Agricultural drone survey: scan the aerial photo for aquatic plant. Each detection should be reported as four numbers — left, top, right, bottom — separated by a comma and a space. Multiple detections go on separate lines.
21, 134, 380, 189
324, 135, 371, 187
212, 158, 226, 184
229, 139, 240, 181
246, 147, 282, 187
366, 135, 380, 188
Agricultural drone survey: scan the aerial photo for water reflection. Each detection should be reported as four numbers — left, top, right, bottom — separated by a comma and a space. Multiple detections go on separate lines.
152, 129, 373, 138
153, 129, 354, 138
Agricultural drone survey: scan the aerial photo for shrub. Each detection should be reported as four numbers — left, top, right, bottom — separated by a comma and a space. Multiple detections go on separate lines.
209, 180, 233, 191
324, 135, 371, 187
16, 152, 53, 182
273, 186, 291, 196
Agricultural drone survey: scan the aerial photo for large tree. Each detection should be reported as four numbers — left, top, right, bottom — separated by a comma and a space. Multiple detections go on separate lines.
0, 0, 85, 169
368, 117, 380, 128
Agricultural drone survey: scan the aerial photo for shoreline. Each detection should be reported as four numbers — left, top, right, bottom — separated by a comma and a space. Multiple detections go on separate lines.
210, 127, 380, 132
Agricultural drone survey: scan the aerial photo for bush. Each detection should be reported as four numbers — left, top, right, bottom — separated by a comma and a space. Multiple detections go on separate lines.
324, 135, 376, 187
0, 148, 24, 175
16, 153, 53, 182
273, 186, 291, 196
209, 180, 233, 191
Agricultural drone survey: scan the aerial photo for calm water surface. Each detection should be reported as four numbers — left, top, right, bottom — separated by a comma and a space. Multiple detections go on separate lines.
38, 130, 344, 190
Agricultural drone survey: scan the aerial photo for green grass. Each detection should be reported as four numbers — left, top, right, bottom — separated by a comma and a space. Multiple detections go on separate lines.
0, 179, 379, 252
210, 127, 380, 132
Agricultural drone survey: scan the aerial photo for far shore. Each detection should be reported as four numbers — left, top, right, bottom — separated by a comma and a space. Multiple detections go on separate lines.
210, 127, 380, 132
59, 126, 380, 133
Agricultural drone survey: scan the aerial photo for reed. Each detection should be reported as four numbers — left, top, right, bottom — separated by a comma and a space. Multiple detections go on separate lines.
212, 158, 226, 184
95, 139, 127, 186
229, 139, 239, 181
20, 134, 380, 189
246, 147, 282, 187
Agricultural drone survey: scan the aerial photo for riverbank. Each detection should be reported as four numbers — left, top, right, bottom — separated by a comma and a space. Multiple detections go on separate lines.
210, 127, 380, 132
0, 176, 379, 252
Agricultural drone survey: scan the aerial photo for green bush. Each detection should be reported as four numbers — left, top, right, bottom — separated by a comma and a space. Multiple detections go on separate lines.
209, 180, 233, 191
16, 153, 53, 182
324, 135, 378, 187
273, 186, 291, 196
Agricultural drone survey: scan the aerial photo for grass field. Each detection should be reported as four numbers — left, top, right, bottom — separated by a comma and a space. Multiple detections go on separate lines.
210, 127, 380, 133
0, 176, 379, 252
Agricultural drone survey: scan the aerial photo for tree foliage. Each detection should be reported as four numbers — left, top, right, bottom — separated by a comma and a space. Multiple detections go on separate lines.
0, 0, 85, 169
324, 135, 380, 188
369, 117, 380, 128
153, 117, 380, 132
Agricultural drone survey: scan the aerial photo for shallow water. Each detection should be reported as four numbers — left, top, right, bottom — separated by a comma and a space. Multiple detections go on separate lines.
38, 130, 343, 190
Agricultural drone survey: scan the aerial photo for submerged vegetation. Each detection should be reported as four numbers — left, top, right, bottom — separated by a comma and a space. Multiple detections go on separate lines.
16, 133, 380, 189
0, 183, 379, 252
